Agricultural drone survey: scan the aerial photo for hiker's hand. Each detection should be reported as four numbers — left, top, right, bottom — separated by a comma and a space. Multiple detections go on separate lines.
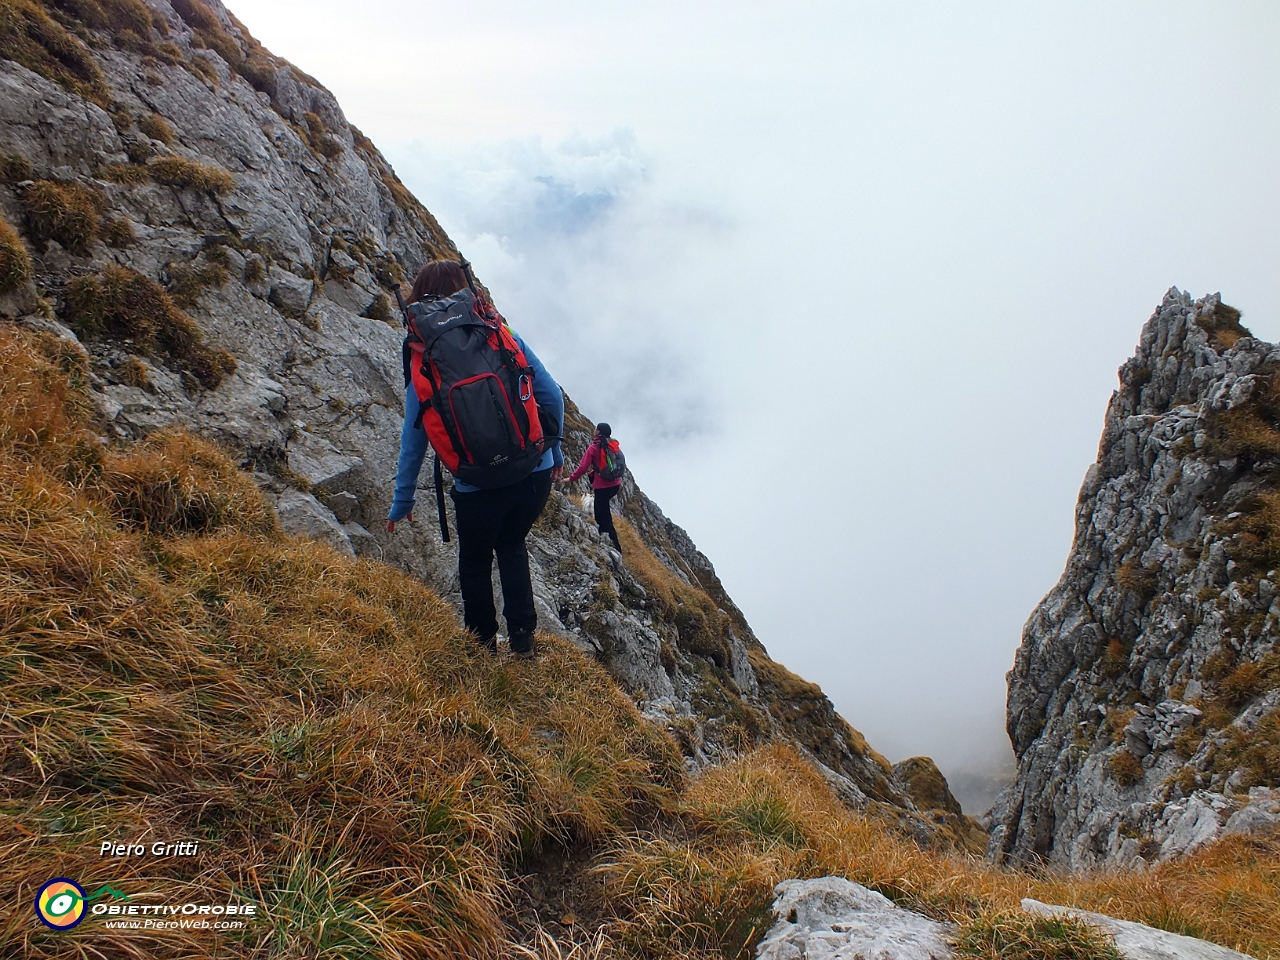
385, 512, 413, 533
550, 466, 564, 482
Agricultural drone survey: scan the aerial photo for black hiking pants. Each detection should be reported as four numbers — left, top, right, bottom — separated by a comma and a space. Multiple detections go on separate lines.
451, 469, 553, 653
594, 484, 621, 550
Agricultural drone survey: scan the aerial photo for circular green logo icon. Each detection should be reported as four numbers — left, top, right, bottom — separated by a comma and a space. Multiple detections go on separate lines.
36, 878, 86, 930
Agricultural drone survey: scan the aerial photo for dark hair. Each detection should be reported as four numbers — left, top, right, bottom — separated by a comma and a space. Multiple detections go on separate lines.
407, 260, 467, 303
595, 422, 611, 438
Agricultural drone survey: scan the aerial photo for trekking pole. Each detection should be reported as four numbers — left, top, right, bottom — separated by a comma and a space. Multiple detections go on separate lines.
393, 283, 410, 327
433, 454, 451, 543
394, 283, 414, 389
457, 254, 481, 298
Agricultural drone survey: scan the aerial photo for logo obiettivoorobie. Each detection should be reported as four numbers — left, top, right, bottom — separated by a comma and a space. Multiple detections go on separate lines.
35, 878, 87, 930
35, 878, 130, 930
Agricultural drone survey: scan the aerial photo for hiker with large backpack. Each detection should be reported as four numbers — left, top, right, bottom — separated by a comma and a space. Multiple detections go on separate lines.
561, 423, 624, 551
384, 259, 564, 659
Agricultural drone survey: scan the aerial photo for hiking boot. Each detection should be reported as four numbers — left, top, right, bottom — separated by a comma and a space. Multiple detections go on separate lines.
509, 631, 536, 659
473, 632, 498, 654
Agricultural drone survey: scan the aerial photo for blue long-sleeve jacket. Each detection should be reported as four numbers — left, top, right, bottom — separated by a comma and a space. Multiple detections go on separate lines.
388, 330, 564, 521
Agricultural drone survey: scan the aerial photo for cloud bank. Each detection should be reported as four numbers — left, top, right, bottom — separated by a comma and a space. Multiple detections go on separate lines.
389, 131, 730, 446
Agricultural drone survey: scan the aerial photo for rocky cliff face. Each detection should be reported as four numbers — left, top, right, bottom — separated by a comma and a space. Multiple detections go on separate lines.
993, 290, 1280, 867
0, 0, 962, 831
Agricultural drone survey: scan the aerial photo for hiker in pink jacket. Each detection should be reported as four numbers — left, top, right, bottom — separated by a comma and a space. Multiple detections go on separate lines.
561, 423, 623, 550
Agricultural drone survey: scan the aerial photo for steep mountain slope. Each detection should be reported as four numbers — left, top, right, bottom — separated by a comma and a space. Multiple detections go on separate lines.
2, 323, 1277, 960
0, 0, 936, 823
993, 290, 1280, 867
6, 8, 1280, 956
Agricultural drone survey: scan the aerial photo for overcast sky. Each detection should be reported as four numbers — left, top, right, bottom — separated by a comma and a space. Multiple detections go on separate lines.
228, 0, 1280, 801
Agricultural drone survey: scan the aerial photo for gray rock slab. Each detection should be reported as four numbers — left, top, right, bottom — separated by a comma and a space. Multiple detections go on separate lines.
1222, 791, 1280, 838
1022, 899, 1257, 960
276, 489, 354, 557
756, 877, 954, 960
287, 430, 363, 492
342, 521, 378, 557
322, 278, 374, 315
324, 491, 362, 524
268, 268, 314, 317
0, 279, 42, 318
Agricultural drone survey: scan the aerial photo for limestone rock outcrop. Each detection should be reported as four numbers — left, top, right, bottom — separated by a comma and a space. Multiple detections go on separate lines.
994, 290, 1280, 867
753, 878, 1258, 960
893, 756, 989, 853
1022, 900, 1256, 960
754, 877, 955, 960
0, 0, 929, 822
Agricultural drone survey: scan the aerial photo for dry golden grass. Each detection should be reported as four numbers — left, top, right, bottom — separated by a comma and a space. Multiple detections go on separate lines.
301, 111, 344, 159
500, 926, 614, 960
0, 211, 33, 293
599, 744, 1280, 959
896, 756, 963, 817
137, 112, 174, 145
19, 178, 106, 252
63, 264, 237, 388
615, 516, 731, 667
98, 162, 150, 185
952, 911, 1121, 960
1207, 409, 1280, 463
102, 432, 275, 535
0, 0, 110, 105
1198, 302, 1251, 352
164, 258, 231, 308
46, 0, 156, 36
0, 325, 680, 958
101, 214, 136, 248
2, 152, 35, 182
1106, 750, 1144, 787
147, 156, 234, 194
1225, 489, 1280, 578
172, 0, 248, 70
1115, 560, 1157, 600
168, 0, 283, 99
